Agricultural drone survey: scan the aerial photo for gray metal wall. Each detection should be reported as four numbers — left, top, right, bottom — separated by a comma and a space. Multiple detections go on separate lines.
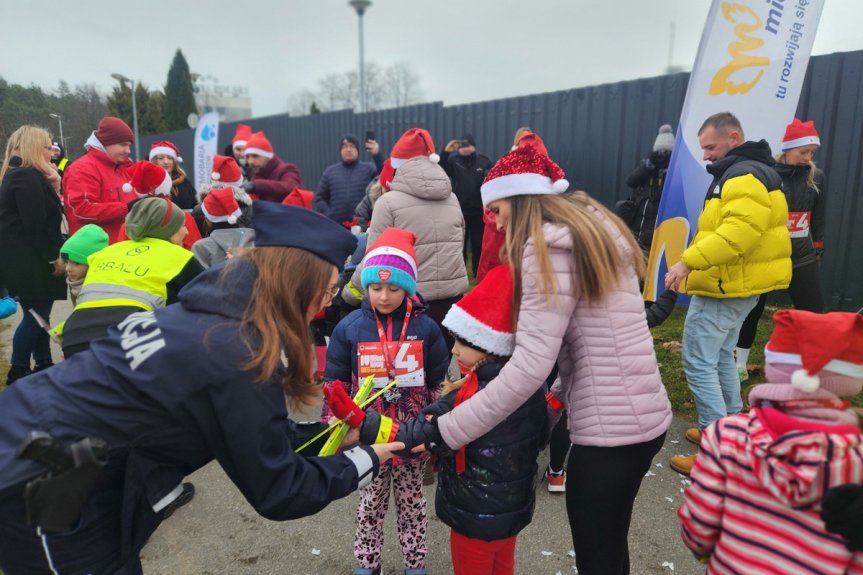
140, 50, 863, 311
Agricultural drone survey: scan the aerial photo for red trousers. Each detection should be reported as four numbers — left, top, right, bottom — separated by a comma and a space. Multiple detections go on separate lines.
450, 529, 516, 575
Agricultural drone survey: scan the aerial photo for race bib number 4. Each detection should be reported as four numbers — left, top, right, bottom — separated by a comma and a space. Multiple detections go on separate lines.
787, 211, 811, 238
357, 341, 425, 388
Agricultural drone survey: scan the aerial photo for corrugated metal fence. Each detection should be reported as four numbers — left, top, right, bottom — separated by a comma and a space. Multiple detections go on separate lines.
141, 50, 863, 311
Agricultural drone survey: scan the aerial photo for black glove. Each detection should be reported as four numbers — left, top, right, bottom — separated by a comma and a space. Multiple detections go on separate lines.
358, 411, 399, 446
649, 149, 671, 168
821, 484, 863, 551
242, 181, 256, 192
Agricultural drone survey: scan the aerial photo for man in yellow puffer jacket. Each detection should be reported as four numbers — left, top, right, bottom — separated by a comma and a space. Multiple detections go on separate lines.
665, 112, 791, 475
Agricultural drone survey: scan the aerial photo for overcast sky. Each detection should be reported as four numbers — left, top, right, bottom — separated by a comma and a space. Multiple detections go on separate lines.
2, 0, 860, 117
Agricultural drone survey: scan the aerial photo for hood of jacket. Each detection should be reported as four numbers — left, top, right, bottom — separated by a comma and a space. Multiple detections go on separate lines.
389, 157, 452, 201
178, 258, 257, 320
747, 409, 863, 508
707, 140, 775, 177
196, 184, 254, 206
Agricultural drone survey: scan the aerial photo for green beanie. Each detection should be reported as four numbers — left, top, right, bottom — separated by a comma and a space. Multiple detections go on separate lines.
61, 224, 109, 264
125, 197, 185, 242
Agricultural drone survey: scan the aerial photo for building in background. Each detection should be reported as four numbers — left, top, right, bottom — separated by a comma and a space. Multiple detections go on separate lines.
192, 75, 252, 123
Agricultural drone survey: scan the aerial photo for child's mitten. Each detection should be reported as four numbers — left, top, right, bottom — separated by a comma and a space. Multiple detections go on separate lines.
323, 381, 366, 428
822, 484, 863, 551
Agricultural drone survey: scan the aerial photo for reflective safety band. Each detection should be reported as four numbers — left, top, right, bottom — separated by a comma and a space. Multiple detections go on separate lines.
375, 416, 399, 444
75, 282, 163, 311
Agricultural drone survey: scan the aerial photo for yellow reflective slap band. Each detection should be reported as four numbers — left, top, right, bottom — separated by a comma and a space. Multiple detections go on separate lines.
376, 416, 394, 444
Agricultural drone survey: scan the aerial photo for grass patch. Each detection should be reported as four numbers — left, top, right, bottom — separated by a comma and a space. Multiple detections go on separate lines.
651, 305, 776, 420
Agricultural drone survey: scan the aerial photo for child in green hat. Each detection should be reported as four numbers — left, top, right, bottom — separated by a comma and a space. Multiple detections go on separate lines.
60, 224, 109, 305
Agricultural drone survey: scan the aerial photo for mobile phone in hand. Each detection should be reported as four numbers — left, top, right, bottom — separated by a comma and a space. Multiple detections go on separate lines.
365, 131, 375, 142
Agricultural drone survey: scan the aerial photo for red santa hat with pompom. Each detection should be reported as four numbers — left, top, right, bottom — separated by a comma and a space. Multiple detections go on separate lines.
781, 118, 820, 152
148, 140, 183, 163
390, 128, 439, 168
763, 309, 863, 394
480, 144, 569, 207
201, 187, 242, 225
243, 131, 274, 159
210, 155, 244, 188
232, 124, 252, 149
442, 265, 515, 356
122, 161, 172, 197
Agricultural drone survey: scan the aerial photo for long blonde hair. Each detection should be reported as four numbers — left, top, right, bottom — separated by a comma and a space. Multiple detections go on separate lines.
228, 246, 334, 407
0, 125, 53, 180
503, 192, 644, 322
775, 152, 820, 193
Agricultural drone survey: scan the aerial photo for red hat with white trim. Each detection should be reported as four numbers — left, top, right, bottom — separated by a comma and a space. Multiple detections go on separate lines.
379, 158, 395, 192
202, 187, 242, 225
781, 118, 820, 151
232, 124, 252, 149
390, 128, 439, 169
149, 140, 183, 163
480, 144, 569, 207
244, 131, 274, 159
442, 265, 514, 357
760, 309, 863, 396
210, 155, 244, 188
122, 161, 172, 197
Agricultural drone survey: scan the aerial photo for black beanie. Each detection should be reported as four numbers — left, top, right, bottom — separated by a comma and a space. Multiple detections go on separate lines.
340, 134, 360, 152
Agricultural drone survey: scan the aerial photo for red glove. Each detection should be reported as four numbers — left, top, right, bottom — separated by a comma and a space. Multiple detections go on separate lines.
323, 382, 366, 428
545, 391, 564, 413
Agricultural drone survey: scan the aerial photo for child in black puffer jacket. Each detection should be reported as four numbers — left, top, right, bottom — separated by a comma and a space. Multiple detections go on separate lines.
428, 265, 548, 575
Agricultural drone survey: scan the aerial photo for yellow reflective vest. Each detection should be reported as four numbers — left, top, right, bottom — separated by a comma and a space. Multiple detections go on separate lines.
75, 238, 193, 311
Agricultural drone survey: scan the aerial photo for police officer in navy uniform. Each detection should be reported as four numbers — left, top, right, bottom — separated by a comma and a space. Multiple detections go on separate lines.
0, 201, 405, 575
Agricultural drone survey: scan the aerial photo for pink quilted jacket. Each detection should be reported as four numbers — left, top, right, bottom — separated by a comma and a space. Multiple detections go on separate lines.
438, 208, 672, 448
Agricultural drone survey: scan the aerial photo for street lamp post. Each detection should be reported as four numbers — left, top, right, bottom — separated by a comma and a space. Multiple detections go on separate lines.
349, 0, 372, 114
48, 113, 64, 151
110, 73, 141, 160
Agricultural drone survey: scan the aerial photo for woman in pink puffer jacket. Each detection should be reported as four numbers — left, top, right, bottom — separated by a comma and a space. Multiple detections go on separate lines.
434, 140, 672, 575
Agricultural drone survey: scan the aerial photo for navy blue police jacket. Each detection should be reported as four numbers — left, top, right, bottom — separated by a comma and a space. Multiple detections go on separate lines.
424, 360, 548, 541
0, 259, 378, 561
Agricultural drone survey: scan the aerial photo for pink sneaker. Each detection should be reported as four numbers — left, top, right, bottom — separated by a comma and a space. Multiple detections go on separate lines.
545, 468, 566, 493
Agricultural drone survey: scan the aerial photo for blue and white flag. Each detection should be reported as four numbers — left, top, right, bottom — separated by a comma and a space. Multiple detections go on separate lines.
193, 112, 220, 191
644, 0, 824, 301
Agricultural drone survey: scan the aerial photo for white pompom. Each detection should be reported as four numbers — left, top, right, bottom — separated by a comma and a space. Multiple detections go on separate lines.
791, 369, 820, 393
227, 215, 237, 225
552, 178, 569, 193
211, 172, 221, 181
511, 145, 518, 151
122, 183, 133, 193
429, 153, 440, 164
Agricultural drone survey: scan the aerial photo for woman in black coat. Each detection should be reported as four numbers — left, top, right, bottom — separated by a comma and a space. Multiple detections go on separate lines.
148, 140, 198, 210
0, 125, 67, 384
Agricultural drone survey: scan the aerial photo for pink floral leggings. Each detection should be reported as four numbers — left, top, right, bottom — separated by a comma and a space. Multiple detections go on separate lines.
354, 457, 428, 569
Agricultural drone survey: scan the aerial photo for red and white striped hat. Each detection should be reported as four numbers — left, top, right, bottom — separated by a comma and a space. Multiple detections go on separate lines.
442, 265, 515, 356
781, 118, 820, 151
243, 131, 274, 159
149, 140, 183, 163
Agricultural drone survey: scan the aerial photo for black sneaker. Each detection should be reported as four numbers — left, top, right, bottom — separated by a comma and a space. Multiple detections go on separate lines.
162, 482, 196, 518
5, 365, 32, 386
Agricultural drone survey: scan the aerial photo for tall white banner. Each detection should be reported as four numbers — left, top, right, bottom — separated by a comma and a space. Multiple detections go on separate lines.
644, 0, 825, 301
193, 112, 220, 191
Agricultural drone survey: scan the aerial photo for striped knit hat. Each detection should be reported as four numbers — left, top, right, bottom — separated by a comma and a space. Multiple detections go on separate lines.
361, 227, 418, 295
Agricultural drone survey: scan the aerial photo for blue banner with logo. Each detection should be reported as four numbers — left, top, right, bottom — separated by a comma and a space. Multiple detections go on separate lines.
644, 0, 824, 302
193, 112, 220, 191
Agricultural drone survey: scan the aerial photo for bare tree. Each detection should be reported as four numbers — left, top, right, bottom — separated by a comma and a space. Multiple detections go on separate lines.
286, 61, 424, 116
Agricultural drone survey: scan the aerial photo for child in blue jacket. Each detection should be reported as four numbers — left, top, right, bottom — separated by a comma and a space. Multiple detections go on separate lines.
323, 227, 448, 575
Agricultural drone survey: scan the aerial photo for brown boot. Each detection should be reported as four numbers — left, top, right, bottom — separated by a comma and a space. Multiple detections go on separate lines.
685, 428, 702, 446
670, 453, 697, 476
